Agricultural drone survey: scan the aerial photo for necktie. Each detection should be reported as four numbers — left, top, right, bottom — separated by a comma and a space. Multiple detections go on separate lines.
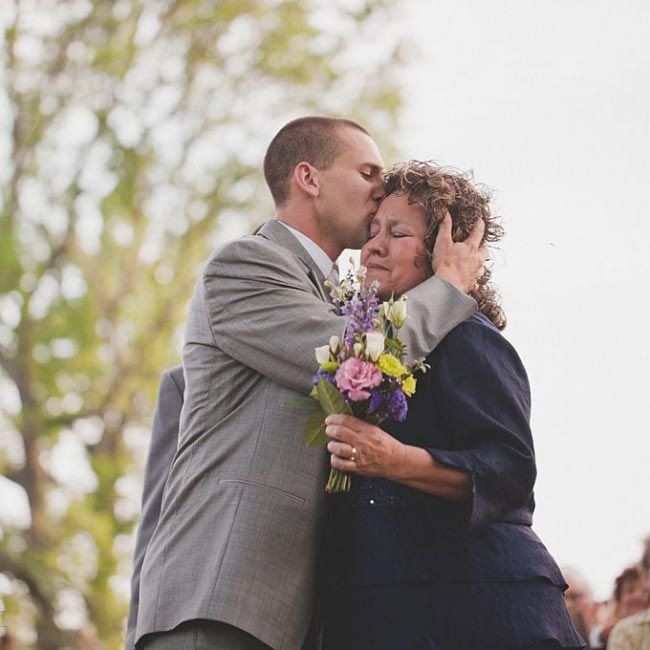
324, 263, 340, 304
326, 263, 340, 288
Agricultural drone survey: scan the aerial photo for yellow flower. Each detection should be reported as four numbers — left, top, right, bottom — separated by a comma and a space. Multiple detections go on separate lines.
378, 354, 407, 378
321, 361, 340, 373
402, 375, 416, 397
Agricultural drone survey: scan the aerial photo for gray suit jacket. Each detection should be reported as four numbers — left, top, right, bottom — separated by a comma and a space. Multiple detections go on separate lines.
135, 220, 476, 649
126, 365, 185, 650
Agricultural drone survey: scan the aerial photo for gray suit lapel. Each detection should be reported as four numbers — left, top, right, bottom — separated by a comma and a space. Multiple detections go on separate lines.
257, 220, 332, 303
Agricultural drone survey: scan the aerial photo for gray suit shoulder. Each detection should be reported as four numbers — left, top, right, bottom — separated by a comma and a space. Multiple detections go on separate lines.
206, 232, 305, 272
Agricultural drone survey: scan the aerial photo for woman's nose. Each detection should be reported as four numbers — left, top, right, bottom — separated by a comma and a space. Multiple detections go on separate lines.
368, 230, 388, 255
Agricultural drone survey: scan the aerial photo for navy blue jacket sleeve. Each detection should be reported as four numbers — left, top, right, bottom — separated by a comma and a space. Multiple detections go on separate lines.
426, 315, 536, 530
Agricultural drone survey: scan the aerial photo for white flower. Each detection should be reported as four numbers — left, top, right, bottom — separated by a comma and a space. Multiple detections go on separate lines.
353, 342, 364, 357
383, 296, 408, 328
315, 344, 331, 365
393, 297, 408, 325
327, 283, 345, 303
365, 331, 385, 362
329, 335, 340, 352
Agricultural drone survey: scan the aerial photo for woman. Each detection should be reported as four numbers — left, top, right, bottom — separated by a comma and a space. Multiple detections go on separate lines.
612, 566, 650, 622
321, 161, 585, 650
607, 566, 650, 650
597, 566, 650, 647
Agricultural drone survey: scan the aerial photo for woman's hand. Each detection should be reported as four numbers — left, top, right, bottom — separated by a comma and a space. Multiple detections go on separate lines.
325, 414, 405, 478
325, 414, 472, 501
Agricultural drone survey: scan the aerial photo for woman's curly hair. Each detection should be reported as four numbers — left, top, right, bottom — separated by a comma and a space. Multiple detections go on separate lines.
383, 160, 506, 330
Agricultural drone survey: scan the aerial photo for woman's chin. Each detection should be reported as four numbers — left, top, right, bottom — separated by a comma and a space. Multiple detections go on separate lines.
374, 285, 392, 301
366, 270, 408, 300
364, 272, 385, 295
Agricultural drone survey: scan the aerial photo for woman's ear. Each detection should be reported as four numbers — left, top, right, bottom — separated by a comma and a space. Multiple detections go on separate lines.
293, 162, 320, 198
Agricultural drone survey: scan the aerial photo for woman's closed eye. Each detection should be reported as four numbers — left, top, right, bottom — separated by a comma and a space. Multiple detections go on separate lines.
368, 229, 411, 239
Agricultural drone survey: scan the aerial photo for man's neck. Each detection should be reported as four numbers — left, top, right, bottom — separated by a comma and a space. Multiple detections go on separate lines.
273, 211, 341, 261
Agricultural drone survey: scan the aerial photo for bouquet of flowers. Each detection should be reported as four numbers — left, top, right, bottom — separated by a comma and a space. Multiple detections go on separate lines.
297, 262, 426, 493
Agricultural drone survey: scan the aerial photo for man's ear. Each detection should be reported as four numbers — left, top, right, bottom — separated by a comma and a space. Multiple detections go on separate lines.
293, 162, 320, 198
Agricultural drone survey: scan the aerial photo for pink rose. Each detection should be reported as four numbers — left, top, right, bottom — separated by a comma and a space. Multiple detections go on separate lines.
335, 357, 382, 401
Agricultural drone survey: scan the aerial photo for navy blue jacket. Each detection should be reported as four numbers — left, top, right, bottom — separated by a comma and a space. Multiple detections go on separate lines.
326, 313, 566, 588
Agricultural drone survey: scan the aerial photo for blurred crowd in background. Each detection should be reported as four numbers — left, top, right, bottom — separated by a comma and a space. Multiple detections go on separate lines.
564, 536, 650, 649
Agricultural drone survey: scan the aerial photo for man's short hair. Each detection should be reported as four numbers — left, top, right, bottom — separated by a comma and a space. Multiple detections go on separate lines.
263, 116, 369, 206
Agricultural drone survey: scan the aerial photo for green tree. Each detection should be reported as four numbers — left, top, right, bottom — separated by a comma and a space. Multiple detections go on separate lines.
0, 0, 405, 647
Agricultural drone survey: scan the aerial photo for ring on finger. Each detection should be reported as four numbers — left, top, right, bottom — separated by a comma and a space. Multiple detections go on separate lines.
350, 446, 358, 462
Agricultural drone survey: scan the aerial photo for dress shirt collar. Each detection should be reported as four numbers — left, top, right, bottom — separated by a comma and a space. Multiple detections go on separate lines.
276, 221, 335, 279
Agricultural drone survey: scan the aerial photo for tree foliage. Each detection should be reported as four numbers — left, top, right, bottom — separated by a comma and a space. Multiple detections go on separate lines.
0, 0, 405, 647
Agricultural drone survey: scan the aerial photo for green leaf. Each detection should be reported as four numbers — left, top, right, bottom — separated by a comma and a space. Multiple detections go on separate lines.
314, 378, 352, 416
285, 396, 321, 412
304, 409, 328, 446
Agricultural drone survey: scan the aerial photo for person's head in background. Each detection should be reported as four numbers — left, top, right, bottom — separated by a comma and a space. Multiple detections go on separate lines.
613, 565, 650, 620
640, 535, 650, 576
562, 567, 597, 638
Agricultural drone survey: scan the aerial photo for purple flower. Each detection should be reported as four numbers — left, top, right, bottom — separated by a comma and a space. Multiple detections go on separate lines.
368, 388, 408, 422
312, 369, 337, 387
340, 286, 380, 346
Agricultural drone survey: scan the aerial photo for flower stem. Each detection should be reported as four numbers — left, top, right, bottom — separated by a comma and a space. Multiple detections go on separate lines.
325, 468, 351, 493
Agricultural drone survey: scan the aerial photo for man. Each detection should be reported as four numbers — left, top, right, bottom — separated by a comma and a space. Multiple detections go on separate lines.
126, 366, 184, 650
133, 116, 484, 649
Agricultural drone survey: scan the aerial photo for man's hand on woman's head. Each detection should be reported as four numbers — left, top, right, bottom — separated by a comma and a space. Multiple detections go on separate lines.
432, 213, 487, 294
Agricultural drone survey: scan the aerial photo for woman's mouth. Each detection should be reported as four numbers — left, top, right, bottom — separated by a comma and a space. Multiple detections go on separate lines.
365, 262, 389, 271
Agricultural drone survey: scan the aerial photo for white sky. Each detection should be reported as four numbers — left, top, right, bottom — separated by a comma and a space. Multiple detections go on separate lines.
398, 0, 649, 600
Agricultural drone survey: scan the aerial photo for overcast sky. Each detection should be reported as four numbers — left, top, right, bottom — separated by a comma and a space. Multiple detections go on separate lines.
397, 0, 649, 599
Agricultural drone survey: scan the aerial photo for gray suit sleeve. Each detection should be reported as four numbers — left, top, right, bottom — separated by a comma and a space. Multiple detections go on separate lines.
397, 275, 478, 364
204, 237, 477, 395
125, 366, 184, 650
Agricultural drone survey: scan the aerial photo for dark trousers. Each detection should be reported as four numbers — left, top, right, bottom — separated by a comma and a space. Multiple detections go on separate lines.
139, 620, 271, 650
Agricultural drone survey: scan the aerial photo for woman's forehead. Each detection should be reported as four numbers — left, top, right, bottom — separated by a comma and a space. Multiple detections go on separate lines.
375, 194, 426, 223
